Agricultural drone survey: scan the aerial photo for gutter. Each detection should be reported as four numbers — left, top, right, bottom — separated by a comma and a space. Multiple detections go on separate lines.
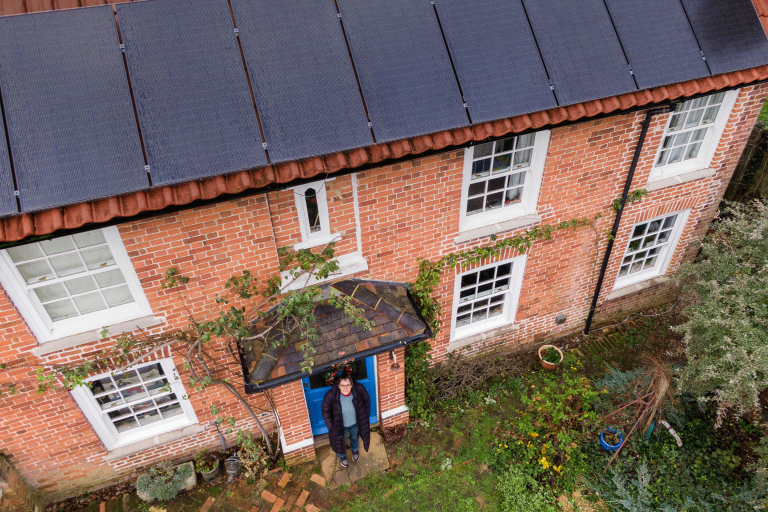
583, 104, 676, 335
1, 80, 764, 250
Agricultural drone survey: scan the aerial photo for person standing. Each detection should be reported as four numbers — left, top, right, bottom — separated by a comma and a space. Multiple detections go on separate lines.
321, 371, 371, 467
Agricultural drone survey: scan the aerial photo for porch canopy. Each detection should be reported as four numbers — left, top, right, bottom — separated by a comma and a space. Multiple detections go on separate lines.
240, 278, 430, 393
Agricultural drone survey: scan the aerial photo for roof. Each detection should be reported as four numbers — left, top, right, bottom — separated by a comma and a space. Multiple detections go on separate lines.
0, 0, 767, 242
240, 279, 429, 392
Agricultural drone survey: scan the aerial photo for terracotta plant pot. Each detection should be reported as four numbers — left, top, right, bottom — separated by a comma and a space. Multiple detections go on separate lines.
537, 344, 563, 370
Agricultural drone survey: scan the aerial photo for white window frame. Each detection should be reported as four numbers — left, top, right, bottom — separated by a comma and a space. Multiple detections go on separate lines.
458, 130, 550, 234
0, 226, 152, 344
292, 180, 339, 250
450, 255, 527, 341
612, 210, 690, 289
648, 90, 738, 182
70, 358, 197, 451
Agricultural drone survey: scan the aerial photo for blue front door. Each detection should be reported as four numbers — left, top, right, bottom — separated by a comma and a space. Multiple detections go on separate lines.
302, 356, 378, 436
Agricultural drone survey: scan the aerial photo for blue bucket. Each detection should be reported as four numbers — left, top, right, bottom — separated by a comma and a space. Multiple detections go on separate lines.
600, 428, 623, 451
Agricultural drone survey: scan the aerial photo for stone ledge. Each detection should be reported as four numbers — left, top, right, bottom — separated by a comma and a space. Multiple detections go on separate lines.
454, 214, 542, 244
447, 322, 520, 352
605, 276, 672, 301
645, 168, 716, 192
33, 315, 166, 357
102, 423, 205, 462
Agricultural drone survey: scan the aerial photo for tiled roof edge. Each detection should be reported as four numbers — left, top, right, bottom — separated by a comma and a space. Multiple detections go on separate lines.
2, 67, 768, 243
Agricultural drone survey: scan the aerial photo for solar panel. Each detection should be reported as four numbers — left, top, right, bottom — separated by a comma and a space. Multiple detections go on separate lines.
680, 0, 768, 75
335, 0, 468, 142
433, 0, 556, 123
229, 0, 373, 163
116, 0, 266, 186
0, 119, 16, 216
0, 7, 147, 213
521, 0, 637, 106
604, 0, 708, 90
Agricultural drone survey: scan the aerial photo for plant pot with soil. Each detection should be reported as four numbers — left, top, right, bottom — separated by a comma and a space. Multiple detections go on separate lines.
537, 345, 563, 370
194, 450, 221, 483
600, 428, 624, 452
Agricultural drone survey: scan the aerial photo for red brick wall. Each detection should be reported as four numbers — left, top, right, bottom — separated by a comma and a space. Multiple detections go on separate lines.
377, 347, 409, 428
0, 84, 766, 501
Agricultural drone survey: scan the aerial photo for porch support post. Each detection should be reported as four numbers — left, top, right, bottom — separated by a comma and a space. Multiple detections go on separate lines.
271, 380, 316, 466
376, 347, 409, 429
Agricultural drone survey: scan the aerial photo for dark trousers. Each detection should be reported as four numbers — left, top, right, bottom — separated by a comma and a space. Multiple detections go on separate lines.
336, 423, 359, 459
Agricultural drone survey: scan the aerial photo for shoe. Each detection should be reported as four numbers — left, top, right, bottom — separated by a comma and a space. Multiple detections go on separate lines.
340, 457, 349, 467
352, 451, 359, 462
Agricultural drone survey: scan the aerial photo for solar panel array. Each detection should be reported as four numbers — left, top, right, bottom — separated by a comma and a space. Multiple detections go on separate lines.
681, 0, 768, 76
229, 0, 372, 162
115, 0, 266, 186
604, 0, 709, 89
0, 0, 766, 216
0, 6, 147, 213
335, 0, 468, 142
433, 0, 556, 123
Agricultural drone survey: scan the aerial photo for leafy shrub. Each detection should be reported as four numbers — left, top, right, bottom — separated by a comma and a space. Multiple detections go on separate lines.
404, 340, 435, 422
496, 465, 557, 512
674, 199, 768, 423
492, 356, 599, 489
237, 431, 270, 481
193, 450, 219, 473
136, 461, 193, 502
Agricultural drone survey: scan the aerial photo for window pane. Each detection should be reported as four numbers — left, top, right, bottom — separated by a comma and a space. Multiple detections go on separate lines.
710, 92, 725, 105
159, 403, 183, 419
81, 246, 115, 271
517, 133, 535, 148
473, 298, 490, 310
34, 283, 68, 303
43, 299, 78, 321
496, 263, 512, 277
107, 407, 132, 420
657, 230, 671, 243
662, 215, 677, 229
471, 159, 491, 179
628, 239, 641, 251
489, 303, 503, 317
139, 363, 164, 381
467, 182, 484, 197
40, 237, 74, 256
6, 244, 43, 263
473, 142, 493, 159
16, 260, 55, 284
495, 278, 510, 292
513, 148, 532, 169
114, 417, 139, 433
632, 224, 647, 238
95, 269, 127, 288
460, 273, 477, 288
485, 193, 503, 210
456, 314, 471, 327
103, 286, 133, 307
506, 188, 522, 205
495, 138, 514, 154
630, 261, 643, 273
304, 188, 321, 233
642, 235, 657, 248
487, 177, 505, 192
73, 292, 107, 315
459, 288, 475, 302
114, 369, 140, 388
644, 256, 658, 269
122, 386, 149, 404
49, 253, 86, 278
91, 377, 116, 395
668, 113, 684, 131
472, 309, 488, 322
492, 154, 511, 174
685, 142, 702, 160
647, 220, 662, 233
97, 392, 124, 410
137, 409, 162, 426
73, 230, 107, 248
466, 197, 483, 215
683, 108, 704, 128
477, 282, 493, 298
457, 304, 471, 314
65, 276, 98, 295
478, 268, 494, 283
507, 172, 525, 187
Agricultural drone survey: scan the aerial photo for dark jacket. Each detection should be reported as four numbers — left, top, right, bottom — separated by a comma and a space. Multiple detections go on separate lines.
321, 381, 371, 456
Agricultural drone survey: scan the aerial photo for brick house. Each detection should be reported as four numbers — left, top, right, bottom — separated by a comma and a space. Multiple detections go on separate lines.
1, 0, 768, 505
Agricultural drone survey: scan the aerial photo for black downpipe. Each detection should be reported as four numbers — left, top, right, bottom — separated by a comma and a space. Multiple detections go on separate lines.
583, 105, 675, 335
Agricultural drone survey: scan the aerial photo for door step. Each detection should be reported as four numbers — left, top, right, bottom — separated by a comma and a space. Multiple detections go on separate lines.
314, 434, 330, 449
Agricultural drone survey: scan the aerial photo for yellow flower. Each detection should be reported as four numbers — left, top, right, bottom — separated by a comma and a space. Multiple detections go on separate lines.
528, 432, 539, 438
498, 443, 502, 447
517, 441, 524, 445
571, 366, 577, 370
504, 444, 508, 448
554, 465, 562, 473
538, 456, 550, 469
497, 449, 500, 452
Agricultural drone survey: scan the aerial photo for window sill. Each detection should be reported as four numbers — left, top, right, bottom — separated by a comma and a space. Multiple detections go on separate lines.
645, 168, 715, 192
293, 233, 341, 250
606, 276, 672, 301
281, 251, 368, 291
32, 315, 166, 357
448, 321, 519, 352
455, 214, 542, 244
102, 423, 205, 461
